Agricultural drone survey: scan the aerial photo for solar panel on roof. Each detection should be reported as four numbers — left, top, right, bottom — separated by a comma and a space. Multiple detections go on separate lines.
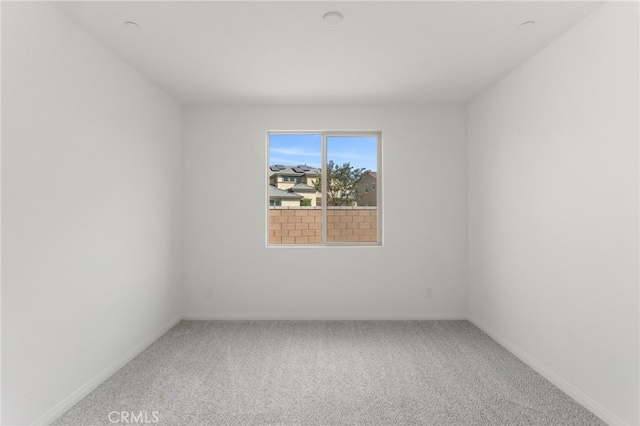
292, 167, 304, 173
270, 166, 280, 171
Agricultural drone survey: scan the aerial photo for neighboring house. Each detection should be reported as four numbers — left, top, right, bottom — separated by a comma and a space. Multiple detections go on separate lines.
269, 185, 303, 207
269, 165, 377, 207
269, 165, 321, 206
355, 171, 377, 206
289, 183, 318, 205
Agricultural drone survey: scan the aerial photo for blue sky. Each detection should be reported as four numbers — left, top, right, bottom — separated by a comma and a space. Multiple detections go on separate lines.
269, 134, 377, 171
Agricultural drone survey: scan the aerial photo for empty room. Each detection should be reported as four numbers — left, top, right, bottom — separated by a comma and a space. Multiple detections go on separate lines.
1, 1, 638, 425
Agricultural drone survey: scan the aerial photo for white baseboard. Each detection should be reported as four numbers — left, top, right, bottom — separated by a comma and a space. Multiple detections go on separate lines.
182, 312, 468, 320
34, 315, 182, 426
468, 315, 627, 426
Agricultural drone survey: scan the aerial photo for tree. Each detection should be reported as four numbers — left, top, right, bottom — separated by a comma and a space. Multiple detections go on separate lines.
313, 161, 369, 206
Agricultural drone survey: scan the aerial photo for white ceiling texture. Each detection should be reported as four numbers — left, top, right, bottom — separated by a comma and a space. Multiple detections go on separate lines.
54, 1, 603, 105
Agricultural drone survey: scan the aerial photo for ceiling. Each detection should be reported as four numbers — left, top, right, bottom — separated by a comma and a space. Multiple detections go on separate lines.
53, 1, 603, 105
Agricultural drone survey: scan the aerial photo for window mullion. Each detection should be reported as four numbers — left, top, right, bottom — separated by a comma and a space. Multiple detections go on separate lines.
321, 133, 327, 244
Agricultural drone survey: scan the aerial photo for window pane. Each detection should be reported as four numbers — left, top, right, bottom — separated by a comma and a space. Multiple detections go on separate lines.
268, 134, 322, 245
326, 136, 378, 243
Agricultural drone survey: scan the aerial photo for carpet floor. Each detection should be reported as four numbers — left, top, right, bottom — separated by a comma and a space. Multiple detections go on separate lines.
53, 320, 605, 426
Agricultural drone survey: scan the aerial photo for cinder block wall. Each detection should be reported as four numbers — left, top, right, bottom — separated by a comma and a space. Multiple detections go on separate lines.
269, 207, 322, 244
269, 207, 378, 244
326, 207, 378, 242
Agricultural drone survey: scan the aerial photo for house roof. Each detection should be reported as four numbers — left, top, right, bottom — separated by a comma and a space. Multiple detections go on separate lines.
269, 165, 320, 177
369, 172, 377, 179
269, 185, 302, 199
290, 183, 316, 192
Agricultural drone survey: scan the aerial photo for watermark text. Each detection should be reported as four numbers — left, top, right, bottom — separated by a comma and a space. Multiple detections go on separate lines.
108, 411, 160, 424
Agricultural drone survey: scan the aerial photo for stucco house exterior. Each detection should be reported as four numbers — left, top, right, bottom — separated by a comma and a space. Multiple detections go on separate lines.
269, 165, 321, 206
355, 171, 377, 206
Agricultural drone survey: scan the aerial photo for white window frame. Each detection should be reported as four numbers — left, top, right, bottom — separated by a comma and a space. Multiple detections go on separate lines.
266, 131, 383, 247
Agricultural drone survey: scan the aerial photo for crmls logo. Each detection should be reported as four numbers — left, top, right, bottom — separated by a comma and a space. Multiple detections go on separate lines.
108, 411, 160, 424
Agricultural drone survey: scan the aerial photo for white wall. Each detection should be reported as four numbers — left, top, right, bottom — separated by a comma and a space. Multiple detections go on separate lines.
183, 106, 467, 319
467, 2, 639, 425
1, 3, 183, 425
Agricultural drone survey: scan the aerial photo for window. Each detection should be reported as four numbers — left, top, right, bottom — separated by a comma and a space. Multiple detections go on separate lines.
268, 132, 381, 245
283, 176, 302, 183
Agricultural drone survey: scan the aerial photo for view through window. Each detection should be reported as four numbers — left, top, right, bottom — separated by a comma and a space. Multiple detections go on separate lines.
268, 132, 380, 245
